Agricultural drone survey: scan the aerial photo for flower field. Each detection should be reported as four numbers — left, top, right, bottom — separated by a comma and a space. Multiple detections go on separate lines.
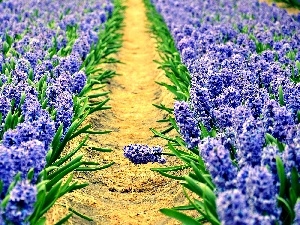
0, 0, 300, 224
0, 0, 124, 223
145, 0, 300, 224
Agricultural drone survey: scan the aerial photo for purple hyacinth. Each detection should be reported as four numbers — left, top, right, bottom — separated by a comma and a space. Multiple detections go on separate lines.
232, 106, 253, 133
199, 138, 237, 192
213, 106, 234, 131
55, 71, 73, 93
217, 189, 256, 225
236, 118, 265, 167
64, 54, 82, 75
293, 201, 300, 225
19, 140, 46, 181
285, 83, 300, 121
0, 139, 46, 191
72, 71, 87, 94
11, 69, 28, 83
236, 166, 279, 220
190, 85, 213, 131
0, 145, 14, 196
181, 47, 196, 66
31, 111, 55, 151
262, 100, 295, 142
54, 91, 74, 134
21, 94, 42, 121
250, 167, 280, 219
24, 52, 38, 68
0, 95, 11, 122
216, 86, 242, 109
174, 101, 201, 149
124, 144, 166, 164
3, 180, 37, 224
4, 122, 39, 148
206, 71, 223, 98
15, 58, 31, 73
282, 126, 300, 177
2, 123, 36, 148
261, 145, 281, 181
244, 88, 269, 119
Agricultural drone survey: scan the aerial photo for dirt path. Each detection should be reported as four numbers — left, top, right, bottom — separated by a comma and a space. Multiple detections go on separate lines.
47, 0, 184, 224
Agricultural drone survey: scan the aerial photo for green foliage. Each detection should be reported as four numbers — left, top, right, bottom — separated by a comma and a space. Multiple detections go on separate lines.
273, 0, 300, 9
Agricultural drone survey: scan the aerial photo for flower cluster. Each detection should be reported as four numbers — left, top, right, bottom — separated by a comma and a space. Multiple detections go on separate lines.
124, 144, 166, 164
1, 180, 37, 224
174, 101, 201, 149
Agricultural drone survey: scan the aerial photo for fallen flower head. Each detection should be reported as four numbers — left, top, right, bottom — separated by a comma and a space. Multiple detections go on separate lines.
124, 144, 166, 164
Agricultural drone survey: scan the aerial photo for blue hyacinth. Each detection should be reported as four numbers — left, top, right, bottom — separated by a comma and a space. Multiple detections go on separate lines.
174, 101, 201, 149
3, 180, 37, 224
124, 144, 166, 164
72, 71, 87, 94
236, 166, 279, 220
199, 138, 237, 192
217, 189, 256, 225
294, 201, 300, 225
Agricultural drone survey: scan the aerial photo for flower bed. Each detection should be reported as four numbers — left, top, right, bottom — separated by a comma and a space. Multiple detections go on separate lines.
144, 0, 300, 224
0, 0, 124, 224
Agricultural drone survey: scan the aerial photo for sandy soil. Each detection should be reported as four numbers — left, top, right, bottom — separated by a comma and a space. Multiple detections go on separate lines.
47, 0, 185, 224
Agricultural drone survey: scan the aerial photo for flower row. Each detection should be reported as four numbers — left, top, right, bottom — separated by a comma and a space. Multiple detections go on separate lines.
0, 0, 117, 224
150, 0, 300, 224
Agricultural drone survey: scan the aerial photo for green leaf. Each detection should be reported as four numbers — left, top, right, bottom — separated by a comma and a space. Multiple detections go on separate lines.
89, 146, 112, 152
156, 170, 185, 180
88, 92, 110, 99
89, 98, 110, 114
276, 156, 287, 197
41, 181, 62, 215
183, 176, 203, 197
75, 161, 115, 171
265, 133, 277, 145
152, 103, 173, 114
278, 196, 294, 219
46, 161, 82, 189
69, 207, 93, 221
172, 204, 195, 210
83, 129, 112, 135
160, 208, 200, 225
54, 213, 73, 225
150, 128, 176, 142
69, 124, 91, 140
200, 123, 209, 139
53, 135, 89, 167
190, 162, 214, 190
34, 217, 47, 225
278, 85, 285, 106
151, 165, 189, 172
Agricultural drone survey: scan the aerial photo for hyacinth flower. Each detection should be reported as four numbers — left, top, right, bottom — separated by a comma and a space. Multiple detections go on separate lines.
174, 101, 201, 149
1, 180, 37, 224
236, 166, 279, 221
294, 200, 300, 225
236, 118, 266, 167
124, 144, 166, 164
217, 189, 256, 225
199, 137, 237, 192
282, 124, 300, 177
262, 100, 295, 143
